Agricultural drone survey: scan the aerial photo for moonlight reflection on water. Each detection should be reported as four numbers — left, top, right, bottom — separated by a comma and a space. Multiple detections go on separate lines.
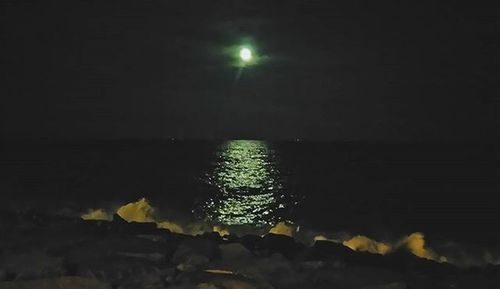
202, 140, 287, 226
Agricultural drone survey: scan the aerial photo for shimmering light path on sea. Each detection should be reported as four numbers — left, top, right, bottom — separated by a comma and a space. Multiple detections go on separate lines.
203, 140, 286, 225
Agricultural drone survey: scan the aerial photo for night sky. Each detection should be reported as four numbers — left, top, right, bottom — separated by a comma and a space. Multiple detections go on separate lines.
1, 0, 498, 141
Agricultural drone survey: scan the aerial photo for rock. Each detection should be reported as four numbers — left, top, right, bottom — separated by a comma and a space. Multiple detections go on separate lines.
218, 279, 257, 289
215, 243, 255, 273
117, 252, 165, 263
238, 235, 261, 252
112, 213, 128, 224
200, 232, 223, 243
175, 254, 210, 272
65, 237, 168, 283
296, 260, 326, 271
219, 243, 252, 262
115, 270, 167, 289
163, 267, 177, 284
256, 233, 305, 259
122, 222, 158, 235
361, 282, 407, 289
254, 253, 300, 287
171, 237, 217, 272
0, 276, 110, 289
7, 210, 500, 289
108, 213, 159, 235
137, 234, 169, 242
173, 237, 219, 263
197, 283, 220, 289
75, 219, 110, 235
308, 264, 402, 289
382, 250, 456, 277
67, 235, 168, 259
301, 240, 356, 262
176, 270, 267, 289
1, 250, 65, 280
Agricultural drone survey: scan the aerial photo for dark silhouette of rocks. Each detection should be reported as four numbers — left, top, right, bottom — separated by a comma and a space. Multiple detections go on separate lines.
0, 276, 110, 289
1, 210, 500, 288
256, 233, 306, 259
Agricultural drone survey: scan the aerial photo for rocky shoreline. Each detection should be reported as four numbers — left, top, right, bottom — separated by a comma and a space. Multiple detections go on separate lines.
1, 210, 500, 289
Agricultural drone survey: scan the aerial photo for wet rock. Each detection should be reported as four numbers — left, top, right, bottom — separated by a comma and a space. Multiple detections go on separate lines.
0, 276, 110, 289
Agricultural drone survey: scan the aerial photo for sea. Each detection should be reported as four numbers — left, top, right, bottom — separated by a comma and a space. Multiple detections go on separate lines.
1, 139, 499, 243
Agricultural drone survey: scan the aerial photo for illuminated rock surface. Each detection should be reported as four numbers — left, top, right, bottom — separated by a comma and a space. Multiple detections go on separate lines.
1, 210, 500, 289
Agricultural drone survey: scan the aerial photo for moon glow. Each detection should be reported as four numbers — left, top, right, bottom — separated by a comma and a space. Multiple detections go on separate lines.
239, 47, 252, 62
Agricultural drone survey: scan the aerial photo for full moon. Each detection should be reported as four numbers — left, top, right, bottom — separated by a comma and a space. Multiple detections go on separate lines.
239, 47, 252, 62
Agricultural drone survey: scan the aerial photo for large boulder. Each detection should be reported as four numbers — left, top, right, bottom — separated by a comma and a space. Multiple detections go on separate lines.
303, 240, 355, 261
254, 253, 301, 287
219, 243, 252, 262
173, 237, 219, 262
214, 243, 255, 272
64, 236, 169, 283
112, 215, 158, 235
172, 236, 219, 272
238, 235, 261, 253
256, 233, 305, 259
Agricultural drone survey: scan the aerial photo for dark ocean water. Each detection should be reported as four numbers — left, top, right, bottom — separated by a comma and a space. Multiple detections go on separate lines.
1, 140, 499, 242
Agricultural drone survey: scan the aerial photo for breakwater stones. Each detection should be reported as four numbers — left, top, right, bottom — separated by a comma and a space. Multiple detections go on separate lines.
1, 211, 500, 288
